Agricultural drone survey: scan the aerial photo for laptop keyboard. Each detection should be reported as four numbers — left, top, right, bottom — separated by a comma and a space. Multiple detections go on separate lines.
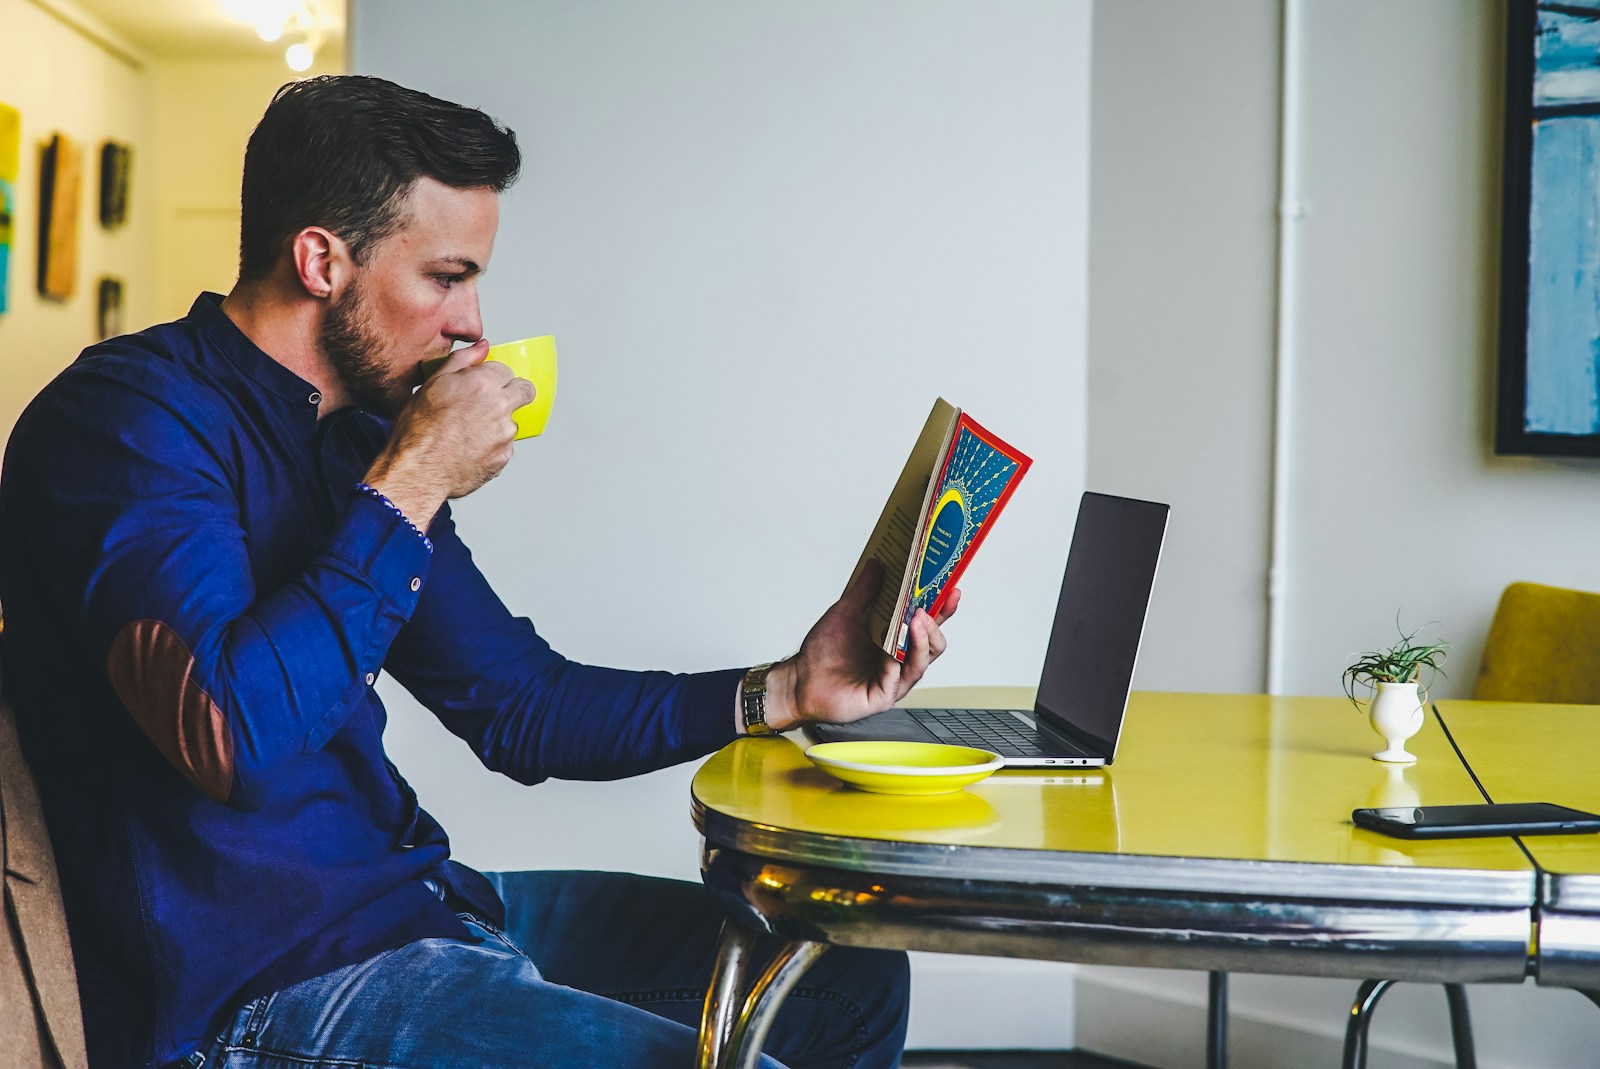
907, 707, 1081, 757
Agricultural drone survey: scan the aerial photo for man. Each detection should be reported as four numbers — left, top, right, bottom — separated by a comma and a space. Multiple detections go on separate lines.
0, 76, 955, 1069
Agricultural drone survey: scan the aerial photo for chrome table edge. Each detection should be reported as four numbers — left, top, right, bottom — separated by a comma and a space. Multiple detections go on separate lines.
692, 798, 1535, 908
699, 843, 1533, 985
1536, 873, 1600, 988
1542, 871, 1600, 913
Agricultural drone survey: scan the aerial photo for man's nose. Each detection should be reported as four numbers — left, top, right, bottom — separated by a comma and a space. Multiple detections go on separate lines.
446, 286, 483, 343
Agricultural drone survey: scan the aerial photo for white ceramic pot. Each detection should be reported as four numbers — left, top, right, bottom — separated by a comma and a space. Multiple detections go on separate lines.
1367, 681, 1424, 763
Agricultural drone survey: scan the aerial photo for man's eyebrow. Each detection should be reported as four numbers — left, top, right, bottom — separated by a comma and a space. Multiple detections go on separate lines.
425, 256, 483, 276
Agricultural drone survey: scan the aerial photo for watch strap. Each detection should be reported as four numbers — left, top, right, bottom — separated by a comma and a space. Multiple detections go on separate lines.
741, 662, 777, 736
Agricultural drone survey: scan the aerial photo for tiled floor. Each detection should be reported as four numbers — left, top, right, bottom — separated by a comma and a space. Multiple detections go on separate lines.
903, 1052, 1155, 1069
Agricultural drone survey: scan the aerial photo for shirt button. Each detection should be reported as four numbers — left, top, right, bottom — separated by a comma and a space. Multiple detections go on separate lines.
308, 391, 322, 405
410, 577, 421, 592
364, 672, 376, 686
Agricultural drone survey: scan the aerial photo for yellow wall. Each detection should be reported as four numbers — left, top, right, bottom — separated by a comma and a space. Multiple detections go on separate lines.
0, 0, 153, 436
149, 54, 340, 323
0, 3, 342, 439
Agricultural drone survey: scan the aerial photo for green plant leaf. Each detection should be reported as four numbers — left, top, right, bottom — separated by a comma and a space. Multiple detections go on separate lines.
1343, 619, 1449, 709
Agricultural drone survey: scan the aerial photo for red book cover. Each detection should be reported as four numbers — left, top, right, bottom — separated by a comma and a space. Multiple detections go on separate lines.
893, 412, 1031, 660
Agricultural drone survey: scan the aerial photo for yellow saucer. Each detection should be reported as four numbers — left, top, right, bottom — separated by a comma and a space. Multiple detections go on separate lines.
804, 741, 1004, 795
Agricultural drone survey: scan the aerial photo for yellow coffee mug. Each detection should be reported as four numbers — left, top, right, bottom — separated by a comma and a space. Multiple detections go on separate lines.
485, 335, 557, 439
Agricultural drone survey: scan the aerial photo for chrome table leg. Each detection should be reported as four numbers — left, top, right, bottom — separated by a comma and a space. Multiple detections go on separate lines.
727, 940, 830, 1069
1342, 979, 1475, 1069
1207, 970, 1228, 1069
1443, 983, 1477, 1069
697, 921, 759, 1069
1341, 979, 1394, 1069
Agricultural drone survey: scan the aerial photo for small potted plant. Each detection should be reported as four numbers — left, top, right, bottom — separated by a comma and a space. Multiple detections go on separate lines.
1342, 623, 1448, 764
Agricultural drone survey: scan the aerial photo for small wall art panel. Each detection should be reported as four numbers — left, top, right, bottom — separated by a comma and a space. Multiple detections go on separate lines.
99, 140, 131, 229
96, 276, 123, 339
37, 132, 82, 302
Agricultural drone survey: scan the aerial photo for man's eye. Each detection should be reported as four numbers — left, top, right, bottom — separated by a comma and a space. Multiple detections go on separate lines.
434, 275, 463, 288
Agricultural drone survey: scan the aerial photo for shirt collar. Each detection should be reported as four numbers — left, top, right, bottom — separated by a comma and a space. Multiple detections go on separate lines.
188, 292, 325, 409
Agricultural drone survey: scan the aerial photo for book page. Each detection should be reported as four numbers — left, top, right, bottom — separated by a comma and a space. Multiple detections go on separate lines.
848, 398, 959, 651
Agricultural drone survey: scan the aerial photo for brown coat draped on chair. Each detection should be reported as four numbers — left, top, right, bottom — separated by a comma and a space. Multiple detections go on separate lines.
1, 673, 88, 1069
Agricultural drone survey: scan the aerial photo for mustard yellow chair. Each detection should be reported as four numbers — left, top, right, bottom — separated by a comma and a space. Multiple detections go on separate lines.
1474, 581, 1600, 704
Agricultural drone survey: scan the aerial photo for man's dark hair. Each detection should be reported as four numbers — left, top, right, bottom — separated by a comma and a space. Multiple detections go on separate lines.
238, 75, 521, 282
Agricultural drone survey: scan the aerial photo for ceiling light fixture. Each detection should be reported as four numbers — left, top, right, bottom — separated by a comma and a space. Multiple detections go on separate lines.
224, 1, 327, 68
223, 1, 293, 42
255, 15, 288, 43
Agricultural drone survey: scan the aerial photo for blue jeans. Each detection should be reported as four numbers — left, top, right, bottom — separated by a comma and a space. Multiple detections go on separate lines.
196, 870, 909, 1068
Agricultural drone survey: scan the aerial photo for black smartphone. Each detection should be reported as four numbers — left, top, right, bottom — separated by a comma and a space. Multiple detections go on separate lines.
1352, 802, 1600, 840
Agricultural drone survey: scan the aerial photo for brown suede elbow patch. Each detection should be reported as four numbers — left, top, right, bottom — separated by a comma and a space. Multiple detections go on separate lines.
106, 620, 233, 802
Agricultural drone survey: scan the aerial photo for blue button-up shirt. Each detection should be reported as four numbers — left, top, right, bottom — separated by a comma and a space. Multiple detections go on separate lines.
0, 294, 742, 1068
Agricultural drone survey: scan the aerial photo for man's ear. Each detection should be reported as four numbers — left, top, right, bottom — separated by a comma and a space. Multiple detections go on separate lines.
290, 226, 346, 300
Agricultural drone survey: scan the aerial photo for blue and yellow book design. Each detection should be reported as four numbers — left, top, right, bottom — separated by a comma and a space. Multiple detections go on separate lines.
850, 399, 1031, 662
894, 414, 1029, 657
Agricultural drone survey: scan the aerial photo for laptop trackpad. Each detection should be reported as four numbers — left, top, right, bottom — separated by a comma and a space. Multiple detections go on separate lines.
810, 709, 936, 745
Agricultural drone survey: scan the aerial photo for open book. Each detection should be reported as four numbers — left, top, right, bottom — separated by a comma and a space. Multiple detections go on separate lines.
849, 398, 1031, 661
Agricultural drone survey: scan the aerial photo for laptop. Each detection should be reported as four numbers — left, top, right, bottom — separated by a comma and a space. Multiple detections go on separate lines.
809, 491, 1169, 767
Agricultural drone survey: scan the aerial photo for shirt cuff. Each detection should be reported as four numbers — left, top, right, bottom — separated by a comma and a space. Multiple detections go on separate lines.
330, 490, 434, 617
679, 667, 748, 755
353, 482, 433, 553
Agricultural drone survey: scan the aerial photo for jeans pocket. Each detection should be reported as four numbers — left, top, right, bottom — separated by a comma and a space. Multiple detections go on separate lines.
191, 992, 264, 1067
238, 990, 277, 1048
204, 989, 276, 1060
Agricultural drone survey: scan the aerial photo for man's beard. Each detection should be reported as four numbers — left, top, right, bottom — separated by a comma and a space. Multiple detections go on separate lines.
319, 279, 411, 419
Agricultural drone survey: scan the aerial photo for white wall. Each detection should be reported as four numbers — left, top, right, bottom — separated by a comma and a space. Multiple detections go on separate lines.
1086, 0, 1282, 695
356, 0, 1089, 876
1280, 0, 1600, 700
1086, 2, 1600, 1066
0, 0, 154, 436
353, 0, 1090, 1049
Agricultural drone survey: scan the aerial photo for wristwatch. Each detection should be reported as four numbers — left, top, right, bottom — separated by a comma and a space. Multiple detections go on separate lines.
741, 662, 777, 736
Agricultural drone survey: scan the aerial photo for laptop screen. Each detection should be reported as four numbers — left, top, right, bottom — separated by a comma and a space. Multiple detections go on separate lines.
1032, 492, 1168, 759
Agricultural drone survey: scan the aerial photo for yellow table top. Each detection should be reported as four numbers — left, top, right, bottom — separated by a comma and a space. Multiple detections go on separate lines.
1435, 699, 1600, 879
693, 689, 1534, 900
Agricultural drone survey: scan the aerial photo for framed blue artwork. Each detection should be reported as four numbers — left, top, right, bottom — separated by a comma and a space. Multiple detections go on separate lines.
1499, 1, 1600, 455
0, 102, 17, 316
